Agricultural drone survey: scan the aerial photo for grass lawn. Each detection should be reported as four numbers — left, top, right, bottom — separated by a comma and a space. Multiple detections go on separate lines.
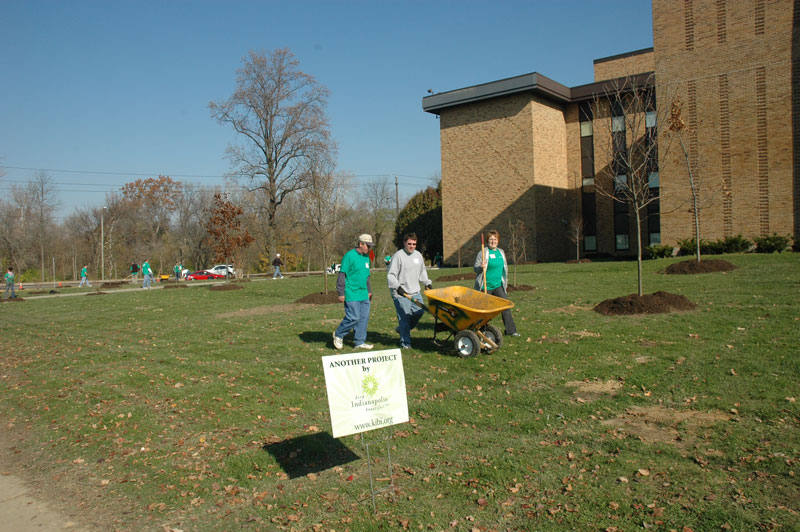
0, 253, 798, 531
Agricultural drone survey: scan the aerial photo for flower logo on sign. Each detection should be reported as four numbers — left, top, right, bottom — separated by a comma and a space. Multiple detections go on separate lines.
362, 375, 379, 397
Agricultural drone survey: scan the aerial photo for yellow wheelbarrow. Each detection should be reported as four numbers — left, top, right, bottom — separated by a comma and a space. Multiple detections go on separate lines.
405, 286, 514, 358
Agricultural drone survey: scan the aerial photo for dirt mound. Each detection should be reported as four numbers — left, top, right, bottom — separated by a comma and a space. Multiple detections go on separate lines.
1, 297, 24, 302
100, 281, 127, 289
507, 284, 535, 292
86, 292, 107, 296
209, 284, 243, 291
436, 273, 473, 282
594, 291, 696, 315
665, 259, 736, 274
163, 284, 187, 289
295, 292, 341, 305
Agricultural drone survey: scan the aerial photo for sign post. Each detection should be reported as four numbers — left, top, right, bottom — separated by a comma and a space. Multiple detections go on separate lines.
322, 349, 408, 510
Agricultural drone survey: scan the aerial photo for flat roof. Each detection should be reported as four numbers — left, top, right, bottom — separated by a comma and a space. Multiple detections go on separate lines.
593, 47, 654, 65
422, 71, 654, 114
422, 72, 571, 114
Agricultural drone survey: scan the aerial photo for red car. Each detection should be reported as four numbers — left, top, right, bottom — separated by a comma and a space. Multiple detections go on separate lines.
186, 271, 225, 280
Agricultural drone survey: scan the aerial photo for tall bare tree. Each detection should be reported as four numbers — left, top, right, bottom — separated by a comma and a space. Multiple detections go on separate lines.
362, 177, 396, 261
592, 74, 672, 296
26, 171, 59, 281
565, 214, 584, 262
300, 157, 350, 292
210, 48, 332, 258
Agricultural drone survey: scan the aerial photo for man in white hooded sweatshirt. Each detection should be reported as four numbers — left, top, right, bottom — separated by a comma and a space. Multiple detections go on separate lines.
387, 233, 432, 349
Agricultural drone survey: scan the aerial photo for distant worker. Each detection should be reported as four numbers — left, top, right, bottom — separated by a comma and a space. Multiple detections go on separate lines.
79, 265, 91, 287
272, 254, 284, 279
174, 262, 182, 282
142, 259, 153, 289
130, 262, 140, 284
3, 266, 16, 299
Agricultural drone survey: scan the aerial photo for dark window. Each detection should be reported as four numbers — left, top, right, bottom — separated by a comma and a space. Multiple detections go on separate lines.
581, 136, 594, 178
579, 102, 593, 122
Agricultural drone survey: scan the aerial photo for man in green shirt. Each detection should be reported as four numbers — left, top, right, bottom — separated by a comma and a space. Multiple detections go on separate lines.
332, 234, 374, 350
79, 265, 91, 287
142, 259, 153, 289
174, 262, 182, 282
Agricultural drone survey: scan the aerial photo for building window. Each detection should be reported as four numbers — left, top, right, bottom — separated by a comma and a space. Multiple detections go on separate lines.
614, 174, 628, 192
648, 171, 659, 188
645, 110, 657, 128
579, 102, 594, 187
615, 234, 630, 250
584, 235, 597, 251
582, 191, 596, 251
649, 233, 661, 244
612, 116, 625, 132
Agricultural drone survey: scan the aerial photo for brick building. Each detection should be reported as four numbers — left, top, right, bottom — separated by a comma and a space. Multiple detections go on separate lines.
422, 0, 798, 263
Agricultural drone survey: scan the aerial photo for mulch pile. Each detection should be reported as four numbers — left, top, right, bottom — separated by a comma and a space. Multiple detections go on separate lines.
664, 259, 737, 274
507, 284, 535, 292
1, 297, 24, 302
87, 292, 107, 296
163, 284, 187, 289
295, 292, 341, 305
437, 273, 474, 282
210, 284, 243, 291
594, 291, 696, 315
100, 281, 127, 289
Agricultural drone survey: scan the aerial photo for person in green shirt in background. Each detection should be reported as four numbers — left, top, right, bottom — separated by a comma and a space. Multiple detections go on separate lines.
79, 264, 91, 287
142, 259, 153, 289
174, 262, 182, 282
4, 266, 16, 299
332, 234, 374, 350
473, 229, 519, 337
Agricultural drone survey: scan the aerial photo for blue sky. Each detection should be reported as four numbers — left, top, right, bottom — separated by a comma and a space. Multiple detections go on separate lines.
0, 0, 653, 219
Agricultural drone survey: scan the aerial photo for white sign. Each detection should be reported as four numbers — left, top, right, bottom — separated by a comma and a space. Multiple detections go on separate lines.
322, 349, 409, 438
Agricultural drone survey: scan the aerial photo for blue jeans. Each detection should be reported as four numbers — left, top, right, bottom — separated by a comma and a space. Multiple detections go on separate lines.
335, 299, 371, 346
4, 281, 15, 298
79, 276, 91, 287
273, 266, 283, 279
392, 291, 424, 347
143, 274, 152, 288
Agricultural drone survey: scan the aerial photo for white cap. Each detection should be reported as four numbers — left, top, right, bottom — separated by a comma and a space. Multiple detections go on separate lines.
358, 234, 374, 247
276, 253, 280, 257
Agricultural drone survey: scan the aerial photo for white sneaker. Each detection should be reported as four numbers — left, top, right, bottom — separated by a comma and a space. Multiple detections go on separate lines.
332, 332, 343, 350
354, 343, 373, 350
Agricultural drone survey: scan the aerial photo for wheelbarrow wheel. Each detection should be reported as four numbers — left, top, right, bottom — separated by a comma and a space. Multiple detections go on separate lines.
454, 330, 481, 358
481, 324, 503, 351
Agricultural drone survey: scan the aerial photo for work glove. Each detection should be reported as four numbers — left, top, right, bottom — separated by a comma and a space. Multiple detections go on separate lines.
396, 286, 406, 297
425, 282, 433, 290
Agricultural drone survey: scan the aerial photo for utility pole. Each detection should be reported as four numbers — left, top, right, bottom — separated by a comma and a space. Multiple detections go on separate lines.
395, 176, 400, 217
101, 206, 106, 280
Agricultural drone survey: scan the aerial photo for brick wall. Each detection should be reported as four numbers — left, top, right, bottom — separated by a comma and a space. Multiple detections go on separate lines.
594, 50, 656, 82
654, 0, 796, 244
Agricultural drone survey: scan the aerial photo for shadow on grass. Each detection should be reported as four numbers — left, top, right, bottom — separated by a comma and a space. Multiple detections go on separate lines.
298, 329, 458, 356
263, 432, 360, 479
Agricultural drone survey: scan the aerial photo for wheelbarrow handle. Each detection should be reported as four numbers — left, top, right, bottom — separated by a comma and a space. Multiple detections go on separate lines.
400, 291, 430, 312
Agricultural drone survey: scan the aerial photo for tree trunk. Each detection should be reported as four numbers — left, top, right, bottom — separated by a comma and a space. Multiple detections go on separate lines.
635, 207, 644, 297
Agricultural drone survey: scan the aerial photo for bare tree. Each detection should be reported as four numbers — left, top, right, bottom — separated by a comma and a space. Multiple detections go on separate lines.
665, 97, 722, 263
25, 171, 59, 281
506, 219, 529, 287
565, 214, 584, 262
300, 158, 350, 293
210, 48, 332, 258
592, 74, 673, 296
362, 177, 396, 262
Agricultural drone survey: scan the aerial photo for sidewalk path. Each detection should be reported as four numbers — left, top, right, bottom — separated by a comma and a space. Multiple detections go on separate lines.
0, 472, 88, 531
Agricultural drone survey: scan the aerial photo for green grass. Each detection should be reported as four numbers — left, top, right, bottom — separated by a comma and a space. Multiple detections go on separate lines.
1, 254, 798, 531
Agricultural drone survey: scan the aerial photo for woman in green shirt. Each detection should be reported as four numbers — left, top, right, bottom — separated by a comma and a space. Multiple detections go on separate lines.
473, 230, 519, 337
